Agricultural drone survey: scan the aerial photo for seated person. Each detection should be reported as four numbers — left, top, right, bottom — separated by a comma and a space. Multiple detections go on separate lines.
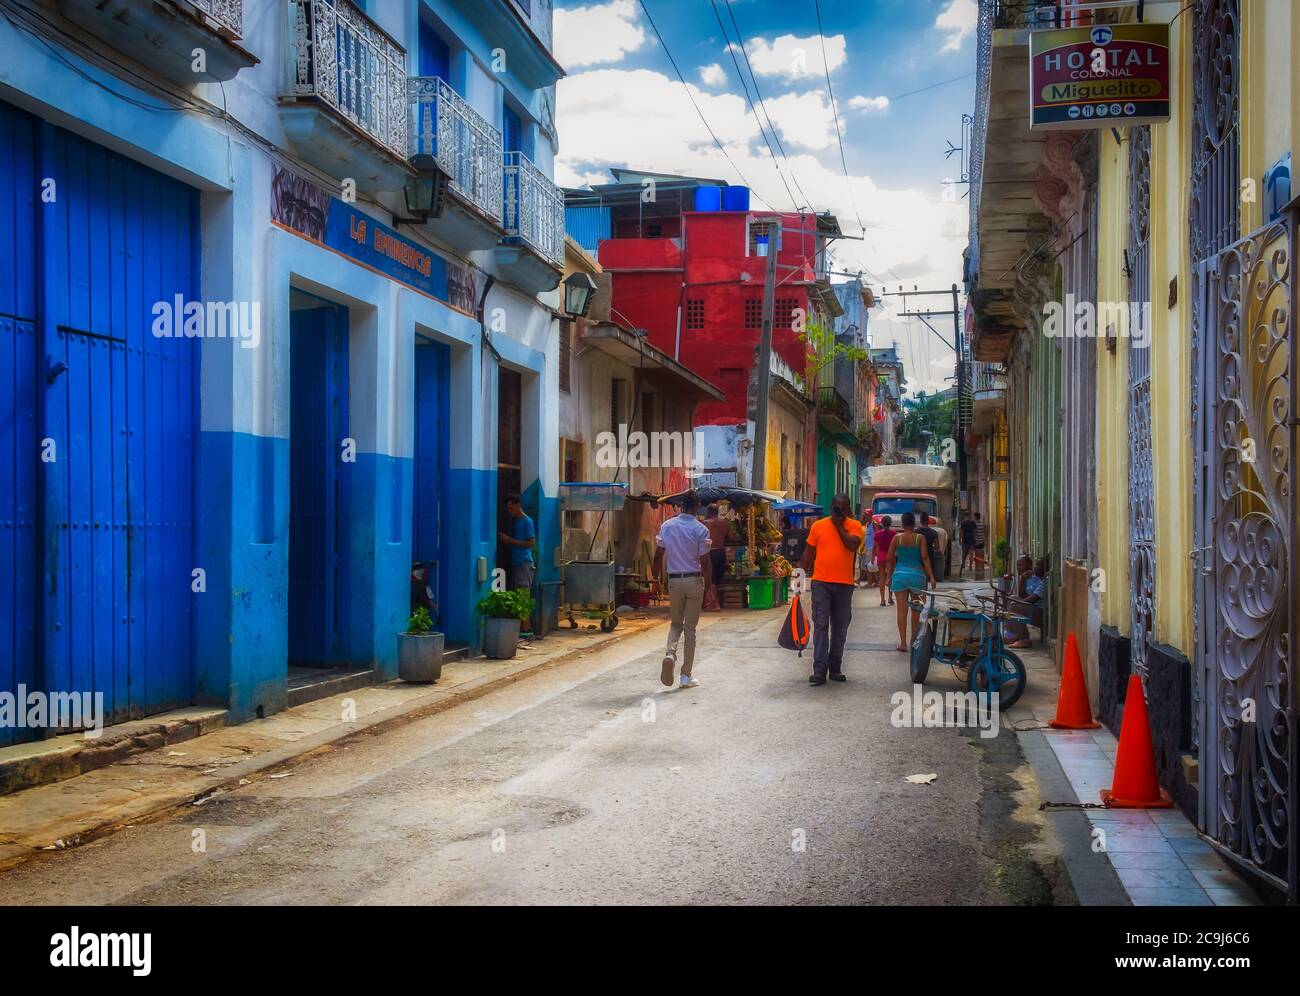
1003, 555, 1044, 649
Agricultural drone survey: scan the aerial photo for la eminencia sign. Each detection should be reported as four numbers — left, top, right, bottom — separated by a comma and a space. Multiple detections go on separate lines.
1029, 23, 1171, 130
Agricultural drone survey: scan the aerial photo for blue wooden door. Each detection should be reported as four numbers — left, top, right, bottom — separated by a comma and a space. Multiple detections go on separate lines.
0, 104, 199, 737
413, 338, 449, 627
0, 103, 38, 745
419, 21, 451, 82
288, 303, 350, 666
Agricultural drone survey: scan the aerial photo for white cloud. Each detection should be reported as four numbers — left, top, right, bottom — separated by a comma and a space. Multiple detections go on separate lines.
848, 95, 890, 114
555, 65, 968, 382
555, 0, 646, 70
699, 63, 728, 87
739, 33, 847, 81
934, 0, 977, 53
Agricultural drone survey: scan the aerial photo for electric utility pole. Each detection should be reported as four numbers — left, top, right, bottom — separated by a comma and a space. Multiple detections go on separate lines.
879, 284, 968, 495
751, 225, 780, 491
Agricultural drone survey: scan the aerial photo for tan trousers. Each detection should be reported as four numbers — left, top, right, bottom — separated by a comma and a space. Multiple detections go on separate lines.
665, 576, 705, 675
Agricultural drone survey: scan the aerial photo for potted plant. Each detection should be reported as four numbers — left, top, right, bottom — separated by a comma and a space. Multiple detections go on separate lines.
398, 607, 444, 683
478, 589, 534, 660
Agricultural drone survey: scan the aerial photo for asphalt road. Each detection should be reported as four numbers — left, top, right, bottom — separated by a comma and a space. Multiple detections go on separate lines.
1, 588, 1070, 905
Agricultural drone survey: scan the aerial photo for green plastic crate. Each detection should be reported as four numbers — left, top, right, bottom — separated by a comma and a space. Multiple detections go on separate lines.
747, 577, 775, 610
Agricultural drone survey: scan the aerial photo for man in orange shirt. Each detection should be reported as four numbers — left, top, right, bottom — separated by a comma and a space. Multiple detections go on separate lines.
797, 493, 864, 686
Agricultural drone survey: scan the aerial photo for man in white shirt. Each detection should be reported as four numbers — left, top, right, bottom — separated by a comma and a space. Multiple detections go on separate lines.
652, 491, 712, 689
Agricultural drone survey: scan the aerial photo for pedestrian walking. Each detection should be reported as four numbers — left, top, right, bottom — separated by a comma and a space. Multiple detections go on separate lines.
886, 511, 934, 652
918, 512, 942, 580
872, 514, 897, 606
797, 493, 864, 686
652, 492, 712, 689
498, 494, 536, 592
859, 511, 876, 587
959, 510, 977, 575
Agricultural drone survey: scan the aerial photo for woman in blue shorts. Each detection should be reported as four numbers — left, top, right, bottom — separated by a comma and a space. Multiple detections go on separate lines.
886, 511, 935, 651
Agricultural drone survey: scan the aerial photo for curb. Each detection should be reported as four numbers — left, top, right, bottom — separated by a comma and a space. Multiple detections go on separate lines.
0, 615, 667, 872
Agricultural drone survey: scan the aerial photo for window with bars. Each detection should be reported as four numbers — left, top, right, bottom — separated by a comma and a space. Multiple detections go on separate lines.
744, 297, 762, 329
559, 321, 572, 393
685, 298, 705, 330
776, 297, 798, 328
749, 221, 774, 256
610, 378, 623, 436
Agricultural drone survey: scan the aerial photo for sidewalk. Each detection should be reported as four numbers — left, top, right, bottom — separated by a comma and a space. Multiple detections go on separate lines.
0, 608, 682, 871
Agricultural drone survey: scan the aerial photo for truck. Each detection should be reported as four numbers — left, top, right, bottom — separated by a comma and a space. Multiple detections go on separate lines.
861, 464, 959, 579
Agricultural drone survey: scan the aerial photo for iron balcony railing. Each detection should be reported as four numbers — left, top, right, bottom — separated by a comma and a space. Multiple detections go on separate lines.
409, 77, 503, 224
503, 149, 565, 268
189, 0, 243, 36
287, 0, 408, 160
816, 386, 852, 426
992, 0, 1064, 29
969, 360, 1006, 393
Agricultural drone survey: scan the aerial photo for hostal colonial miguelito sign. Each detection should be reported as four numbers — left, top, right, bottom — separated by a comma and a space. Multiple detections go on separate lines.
1029, 23, 1170, 129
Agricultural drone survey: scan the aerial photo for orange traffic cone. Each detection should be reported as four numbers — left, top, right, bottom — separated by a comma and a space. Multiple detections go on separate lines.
1048, 632, 1101, 730
1101, 674, 1173, 808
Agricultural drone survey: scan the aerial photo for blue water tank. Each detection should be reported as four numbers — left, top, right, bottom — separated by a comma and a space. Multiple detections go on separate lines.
694, 186, 722, 211
722, 185, 750, 211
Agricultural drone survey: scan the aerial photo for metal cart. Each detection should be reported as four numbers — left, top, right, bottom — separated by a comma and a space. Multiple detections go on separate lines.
559, 482, 626, 632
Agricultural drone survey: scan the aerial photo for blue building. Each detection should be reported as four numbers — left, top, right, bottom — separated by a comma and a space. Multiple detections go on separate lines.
0, 0, 566, 742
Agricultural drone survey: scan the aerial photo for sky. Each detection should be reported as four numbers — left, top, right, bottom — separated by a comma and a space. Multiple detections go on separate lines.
552, 0, 980, 396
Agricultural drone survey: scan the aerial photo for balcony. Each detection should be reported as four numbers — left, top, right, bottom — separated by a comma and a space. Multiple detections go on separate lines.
408, 77, 505, 253
281, 0, 413, 194
495, 150, 565, 295
966, 360, 1007, 437
815, 386, 854, 438
35, 0, 257, 84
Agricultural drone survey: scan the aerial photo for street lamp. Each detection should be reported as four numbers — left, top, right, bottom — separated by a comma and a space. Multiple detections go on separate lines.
399, 154, 448, 222
562, 270, 598, 318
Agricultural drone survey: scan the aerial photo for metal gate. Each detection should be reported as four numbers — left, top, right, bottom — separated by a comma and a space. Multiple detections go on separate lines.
1193, 215, 1297, 902
1127, 125, 1155, 683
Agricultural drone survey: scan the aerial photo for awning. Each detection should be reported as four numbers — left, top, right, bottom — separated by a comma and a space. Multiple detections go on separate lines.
580, 323, 725, 402
633, 485, 787, 508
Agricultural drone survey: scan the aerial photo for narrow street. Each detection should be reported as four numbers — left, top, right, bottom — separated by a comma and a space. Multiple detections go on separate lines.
1, 594, 1066, 906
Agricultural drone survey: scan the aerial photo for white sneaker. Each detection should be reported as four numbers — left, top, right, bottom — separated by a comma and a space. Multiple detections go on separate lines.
679, 674, 700, 689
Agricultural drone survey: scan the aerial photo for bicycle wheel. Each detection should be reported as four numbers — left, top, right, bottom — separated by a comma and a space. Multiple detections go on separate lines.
910, 620, 934, 684
968, 648, 1026, 710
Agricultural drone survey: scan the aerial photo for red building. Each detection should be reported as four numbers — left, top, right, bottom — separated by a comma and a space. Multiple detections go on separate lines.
566, 169, 843, 427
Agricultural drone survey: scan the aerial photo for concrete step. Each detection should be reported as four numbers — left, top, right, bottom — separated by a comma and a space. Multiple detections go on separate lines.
0, 707, 228, 797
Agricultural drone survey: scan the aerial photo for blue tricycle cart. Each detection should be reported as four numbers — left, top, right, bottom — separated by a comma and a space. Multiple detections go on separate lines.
908, 588, 1028, 709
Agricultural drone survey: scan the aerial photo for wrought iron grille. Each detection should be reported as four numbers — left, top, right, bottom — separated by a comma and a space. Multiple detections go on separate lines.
287, 0, 408, 160
1198, 216, 1295, 900
409, 77, 503, 224
502, 150, 565, 268
187, 0, 243, 36
1190, 0, 1241, 764
1127, 125, 1155, 685
1190, 0, 1241, 265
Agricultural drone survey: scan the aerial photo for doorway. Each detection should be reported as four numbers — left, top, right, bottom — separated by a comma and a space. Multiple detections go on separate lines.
413, 336, 450, 627
288, 292, 350, 668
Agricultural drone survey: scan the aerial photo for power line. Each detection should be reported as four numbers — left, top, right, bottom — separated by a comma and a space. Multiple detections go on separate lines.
887, 71, 975, 102
724, 0, 816, 212
710, 0, 798, 212
812, 0, 864, 235
636, 0, 757, 195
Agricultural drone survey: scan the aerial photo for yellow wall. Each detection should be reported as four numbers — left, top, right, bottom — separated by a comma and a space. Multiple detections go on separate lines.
1148, 3, 1193, 654
1094, 0, 1299, 652
1095, 118, 1130, 632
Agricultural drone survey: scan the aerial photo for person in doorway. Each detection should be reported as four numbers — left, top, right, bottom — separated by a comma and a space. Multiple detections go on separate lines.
498, 494, 536, 592
797, 494, 864, 686
652, 492, 712, 689
959, 511, 978, 575
872, 514, 897, 606
886, 511, 934, 652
